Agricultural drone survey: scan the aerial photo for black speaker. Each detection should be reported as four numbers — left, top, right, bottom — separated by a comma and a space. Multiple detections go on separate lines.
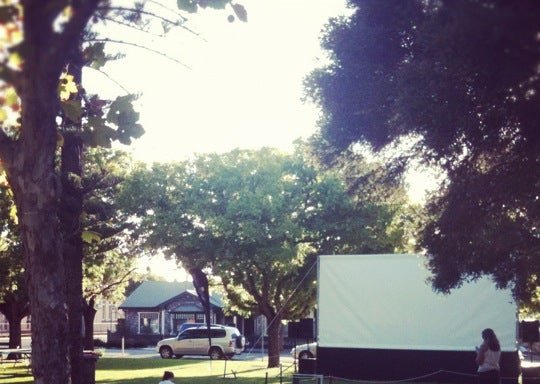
298, 318, 314, 339
520, 320, 540, 342
288, 321, 300, 339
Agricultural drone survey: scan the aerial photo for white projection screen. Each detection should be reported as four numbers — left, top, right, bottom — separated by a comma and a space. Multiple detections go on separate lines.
318, 254, 517, 352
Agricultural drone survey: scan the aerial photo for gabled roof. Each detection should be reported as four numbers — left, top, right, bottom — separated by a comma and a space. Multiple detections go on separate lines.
119, 280, 223, 309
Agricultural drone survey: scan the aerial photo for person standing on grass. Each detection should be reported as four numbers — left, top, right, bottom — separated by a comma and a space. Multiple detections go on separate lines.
476, 328, 501, 384
159, 371, 175, 384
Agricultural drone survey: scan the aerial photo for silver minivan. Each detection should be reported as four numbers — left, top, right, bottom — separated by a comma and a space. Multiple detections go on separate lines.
157, 325, 245, 359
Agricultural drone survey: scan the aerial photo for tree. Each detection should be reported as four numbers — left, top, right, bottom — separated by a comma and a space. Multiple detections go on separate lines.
0, 148, 136, 351
305, 0, 540, 304
0, 1, 245, 382
0, 176, 28, 349
120, 147, 407, 367
80, 148, 138, 350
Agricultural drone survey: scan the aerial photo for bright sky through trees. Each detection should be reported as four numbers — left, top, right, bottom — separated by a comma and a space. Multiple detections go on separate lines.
82, 0, 433, 281
83, 0, 353, 281
84, 0, 350, 162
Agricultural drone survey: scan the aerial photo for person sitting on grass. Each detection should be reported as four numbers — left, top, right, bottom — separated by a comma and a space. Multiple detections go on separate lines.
159, 371, 175, 384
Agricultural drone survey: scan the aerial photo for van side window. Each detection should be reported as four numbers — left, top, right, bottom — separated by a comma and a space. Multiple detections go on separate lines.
178, 329, 197, 340
191, 329, 207, 339
210, 329, 226, 338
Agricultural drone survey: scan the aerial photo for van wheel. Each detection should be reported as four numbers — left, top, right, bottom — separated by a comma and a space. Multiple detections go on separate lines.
209, 347, 224, 360
159, 346, 173, 359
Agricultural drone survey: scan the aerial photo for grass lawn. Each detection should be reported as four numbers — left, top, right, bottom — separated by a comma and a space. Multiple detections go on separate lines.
0, 357, 295, 384
0, 357, 464, 383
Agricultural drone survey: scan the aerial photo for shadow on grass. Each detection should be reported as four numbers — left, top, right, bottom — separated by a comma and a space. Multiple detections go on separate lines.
1, 358, 291, 384
97, 377, 288, 384
96, 357, 291, 383
97, 357, 210, 370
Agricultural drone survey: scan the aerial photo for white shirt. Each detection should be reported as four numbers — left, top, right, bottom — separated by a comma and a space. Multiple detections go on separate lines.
478, 348, 501, 372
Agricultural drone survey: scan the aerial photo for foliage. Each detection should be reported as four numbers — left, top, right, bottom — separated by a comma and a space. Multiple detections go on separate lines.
119, 147, 409, 366
305, 0, 540, 304
82, 148, 138, 304
0, 171, 26, 311
0, 173, 22, 298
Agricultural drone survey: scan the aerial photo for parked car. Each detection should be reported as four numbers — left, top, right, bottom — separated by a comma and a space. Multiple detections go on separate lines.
291, 342, 317, 359
157, 325, 245, 360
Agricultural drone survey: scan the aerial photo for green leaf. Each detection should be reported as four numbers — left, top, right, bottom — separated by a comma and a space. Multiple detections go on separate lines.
82, 231, 102, 244
177, 0, 198, 13
106, 95, 137, 125
84, 43, 107, 70
62, 99, 82, 123
5, 87, 19, 106
231, 3, 247, 22
203, 0, 229, 10
58, 73, 78, 101
84, 116, 114, 148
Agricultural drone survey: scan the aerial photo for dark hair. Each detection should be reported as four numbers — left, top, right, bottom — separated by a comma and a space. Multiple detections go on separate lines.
162, 371, 174, 380
482, 328, 501, 352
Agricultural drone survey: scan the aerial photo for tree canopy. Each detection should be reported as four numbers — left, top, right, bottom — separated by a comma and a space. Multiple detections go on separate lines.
306, 0, 540, 305
120, 147, 409, 367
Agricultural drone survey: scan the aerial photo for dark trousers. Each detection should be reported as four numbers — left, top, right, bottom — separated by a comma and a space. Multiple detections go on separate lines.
478, 369, 500, 384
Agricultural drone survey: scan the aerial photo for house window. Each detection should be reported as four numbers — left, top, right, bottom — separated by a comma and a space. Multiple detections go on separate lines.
109, 305, 117, 322
138, 312, 159, 334
170, 313, 206, 334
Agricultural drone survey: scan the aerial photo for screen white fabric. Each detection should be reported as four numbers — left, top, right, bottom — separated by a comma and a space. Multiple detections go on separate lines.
318, 254, 517, 351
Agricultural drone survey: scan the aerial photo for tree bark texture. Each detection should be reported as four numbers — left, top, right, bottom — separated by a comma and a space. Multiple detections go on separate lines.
59, 45, 86, 384
265, 313, 282, 368
60, 132, 85, 384
2, 5, 70, 383
0, 3, 100, 383
83, 299, 97, 350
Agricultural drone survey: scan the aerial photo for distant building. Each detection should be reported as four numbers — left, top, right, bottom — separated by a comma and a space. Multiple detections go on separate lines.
117, 281, 225, 343
0, 301, 120, 336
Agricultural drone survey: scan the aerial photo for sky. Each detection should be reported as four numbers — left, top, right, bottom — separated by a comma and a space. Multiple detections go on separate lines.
85, 0, 350, 163
84, 1, 436, 281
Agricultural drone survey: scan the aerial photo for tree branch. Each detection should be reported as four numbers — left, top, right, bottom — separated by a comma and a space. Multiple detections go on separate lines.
96, 6, 203, 39
99, 15, 165, 38
86, 267, 136, 299
54, 0, 102, 64
147, 0, 188, 22
88, 38, 191, 69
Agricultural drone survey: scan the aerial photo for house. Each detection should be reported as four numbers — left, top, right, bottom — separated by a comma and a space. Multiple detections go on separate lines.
117, 281, 225, 343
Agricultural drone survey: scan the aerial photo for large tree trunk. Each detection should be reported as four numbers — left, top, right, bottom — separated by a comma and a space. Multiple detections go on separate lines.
5, 8, 70, 383
9, 167, 69, 384
0, 3, 98, 383
60, 46, 86, 384
9, 127, 70, 383
60, 131, 85, 384
83, 298, 98, 350
265, 313, 282, 368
